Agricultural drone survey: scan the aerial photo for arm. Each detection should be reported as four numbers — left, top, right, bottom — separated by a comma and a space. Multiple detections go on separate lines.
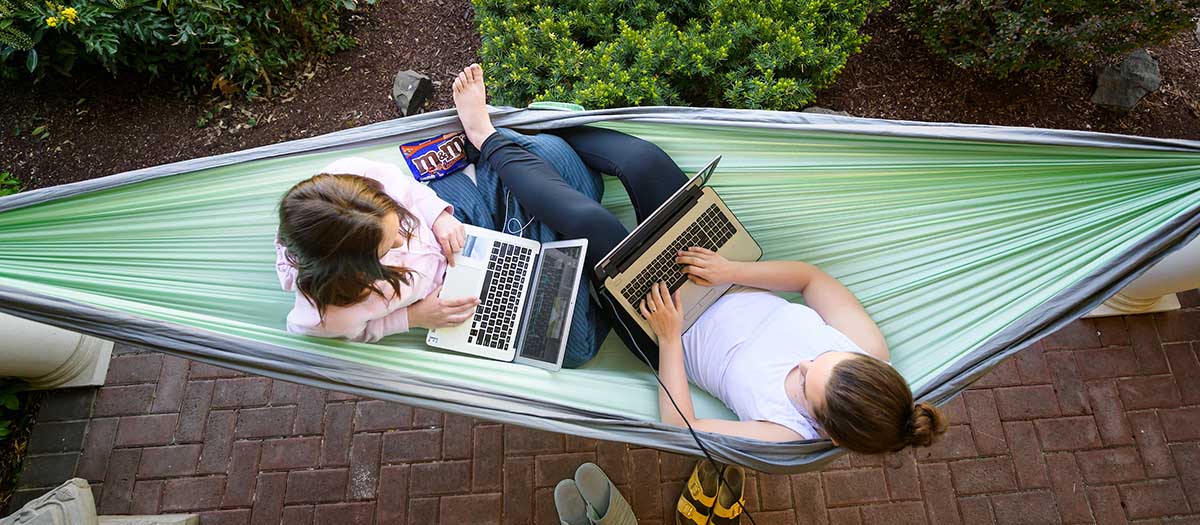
353, 285, 479, 342
309, 284, 476, 343
676, 249, 889, 361
359, 159, 464, 261
642, 282, 805, 443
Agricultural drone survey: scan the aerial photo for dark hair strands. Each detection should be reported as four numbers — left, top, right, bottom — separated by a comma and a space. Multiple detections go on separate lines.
813, 354, 947, 454
278, 173, 420, 318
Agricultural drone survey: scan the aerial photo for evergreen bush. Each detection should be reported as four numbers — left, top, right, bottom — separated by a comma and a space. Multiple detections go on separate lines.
0, 172, 19, 197
473, 0, 885, 110
904, 0, 1199, 77
0, 0, 376, 97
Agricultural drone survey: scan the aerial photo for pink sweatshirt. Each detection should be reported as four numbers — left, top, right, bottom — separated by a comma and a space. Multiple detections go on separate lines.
275, 157, 452, 342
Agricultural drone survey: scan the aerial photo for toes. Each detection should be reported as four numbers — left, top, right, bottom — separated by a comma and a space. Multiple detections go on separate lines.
452, 77, 462, 93
471, 63, 483, 81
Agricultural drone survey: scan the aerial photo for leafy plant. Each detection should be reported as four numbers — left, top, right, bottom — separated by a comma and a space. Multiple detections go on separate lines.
473, 0, 886, 110
0, 171, 20, 197
0, 0, 378, 98
0, 381, 22, 439
904, 0, 1200, 78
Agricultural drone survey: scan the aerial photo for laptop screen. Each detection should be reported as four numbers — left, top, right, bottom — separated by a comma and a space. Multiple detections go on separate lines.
518, 245, 583, 363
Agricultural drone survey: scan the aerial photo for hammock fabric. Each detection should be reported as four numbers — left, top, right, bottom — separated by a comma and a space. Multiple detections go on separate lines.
0, 106, 1197, 473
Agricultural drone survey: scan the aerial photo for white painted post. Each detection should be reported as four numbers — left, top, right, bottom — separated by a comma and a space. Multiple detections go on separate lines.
1088, 237, 1200, 317
0, 313, 111, 389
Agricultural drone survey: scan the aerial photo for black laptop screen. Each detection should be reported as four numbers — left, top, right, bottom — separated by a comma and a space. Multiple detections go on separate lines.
519, 245, 582, 363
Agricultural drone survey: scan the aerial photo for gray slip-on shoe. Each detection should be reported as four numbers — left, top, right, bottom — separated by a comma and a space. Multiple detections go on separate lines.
555, 479, 590, 525
575, 462, 637, 525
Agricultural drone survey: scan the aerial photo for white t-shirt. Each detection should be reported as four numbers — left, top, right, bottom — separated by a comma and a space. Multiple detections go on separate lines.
681, 287, 873, 439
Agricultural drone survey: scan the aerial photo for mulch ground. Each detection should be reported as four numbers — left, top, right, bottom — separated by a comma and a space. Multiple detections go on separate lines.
0, 391, 42, 512
816, 8, 1200, 139
0, 0, 481, 191
1, 3, 1197, 192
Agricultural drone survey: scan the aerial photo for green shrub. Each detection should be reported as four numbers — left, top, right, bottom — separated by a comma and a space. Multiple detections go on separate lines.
904, 0, 1199, 77
474, 0, 886, 110
0, 0, 376, 97
0, 380, 24, 440
0, 171, 19, 197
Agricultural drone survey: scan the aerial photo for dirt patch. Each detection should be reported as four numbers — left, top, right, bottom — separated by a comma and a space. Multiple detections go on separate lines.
815, 7, 1200, 139
0, 0, 481, 190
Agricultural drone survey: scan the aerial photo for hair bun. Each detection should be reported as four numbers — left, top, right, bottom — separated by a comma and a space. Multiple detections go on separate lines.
908, 402, 948, 448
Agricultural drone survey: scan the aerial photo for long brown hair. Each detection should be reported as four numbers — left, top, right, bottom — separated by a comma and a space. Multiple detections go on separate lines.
812, 355, 947, 454
277, 173, 419, 318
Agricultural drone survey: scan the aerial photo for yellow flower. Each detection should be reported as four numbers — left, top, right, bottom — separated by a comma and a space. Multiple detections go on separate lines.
60, 6, 77, 23
45, 16, 59, 27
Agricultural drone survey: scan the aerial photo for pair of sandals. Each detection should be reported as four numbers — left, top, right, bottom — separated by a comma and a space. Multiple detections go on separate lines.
556, 463, 638, 525
676, 461, 746, 525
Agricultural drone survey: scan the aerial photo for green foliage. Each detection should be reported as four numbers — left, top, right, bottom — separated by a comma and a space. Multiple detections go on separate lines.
0, 380, 26, 439
0, 0, 377, 98
473, 0, 885, 110
904, 0, 1200, 78
0, 171, 19, 197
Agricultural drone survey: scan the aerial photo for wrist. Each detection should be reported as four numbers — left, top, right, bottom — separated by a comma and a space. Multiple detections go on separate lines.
728, 261, 749, 285
660, 334, 684, 351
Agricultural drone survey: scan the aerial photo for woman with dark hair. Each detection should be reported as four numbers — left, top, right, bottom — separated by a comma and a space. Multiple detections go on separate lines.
275, 162, 478, 341
451, 64, 947, 453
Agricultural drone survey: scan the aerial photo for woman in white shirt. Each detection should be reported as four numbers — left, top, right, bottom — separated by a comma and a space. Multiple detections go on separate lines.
640, 249, 947, 454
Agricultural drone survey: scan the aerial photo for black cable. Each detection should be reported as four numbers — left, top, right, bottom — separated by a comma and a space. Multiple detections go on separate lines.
602, 292, 757, 525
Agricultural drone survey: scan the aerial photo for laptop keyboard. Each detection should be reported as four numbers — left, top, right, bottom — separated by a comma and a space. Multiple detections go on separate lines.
620, 204, 735, 306
469, 241, 532, 350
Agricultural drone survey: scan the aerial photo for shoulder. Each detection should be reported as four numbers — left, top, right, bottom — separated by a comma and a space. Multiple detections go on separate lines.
321, 157, 375, 177
324, 157, 421, 196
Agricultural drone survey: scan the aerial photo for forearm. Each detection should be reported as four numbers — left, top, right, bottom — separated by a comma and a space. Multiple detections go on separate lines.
657, 335, 696, 427
728, 260, 817, 293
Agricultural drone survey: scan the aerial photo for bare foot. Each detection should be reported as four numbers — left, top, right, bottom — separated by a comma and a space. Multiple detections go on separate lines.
452, 64, 496, 149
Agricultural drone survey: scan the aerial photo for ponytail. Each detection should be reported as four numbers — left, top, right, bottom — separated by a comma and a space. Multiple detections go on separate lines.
907, 402, 948, 448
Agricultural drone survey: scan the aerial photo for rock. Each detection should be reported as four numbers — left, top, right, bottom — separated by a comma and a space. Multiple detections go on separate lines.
1, 478, 97, 525
392, 70, 433, 117
1091, 49, 1161, 112
802, 106, 851, 117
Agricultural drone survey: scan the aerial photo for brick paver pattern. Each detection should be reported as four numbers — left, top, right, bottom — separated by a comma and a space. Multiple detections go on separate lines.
61, 291, 1200, 524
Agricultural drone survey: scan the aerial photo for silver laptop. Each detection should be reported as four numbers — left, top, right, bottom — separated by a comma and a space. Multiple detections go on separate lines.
594, 157, 761, 341
426, 224, 587, 370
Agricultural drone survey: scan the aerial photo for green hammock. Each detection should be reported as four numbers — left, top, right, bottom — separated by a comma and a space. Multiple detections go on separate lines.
0, 106, 1197, 473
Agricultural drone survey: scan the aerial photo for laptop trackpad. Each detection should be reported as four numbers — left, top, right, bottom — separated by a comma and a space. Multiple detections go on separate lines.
441, 263, 486, 301
682, 284, 719, 320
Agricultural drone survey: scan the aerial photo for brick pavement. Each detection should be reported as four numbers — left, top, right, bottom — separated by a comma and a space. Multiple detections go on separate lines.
11, 290, 1200, 524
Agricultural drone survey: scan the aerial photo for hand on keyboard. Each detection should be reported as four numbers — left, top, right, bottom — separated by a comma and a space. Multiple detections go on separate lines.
640, 281, 684, 339
675, 247, 738, 287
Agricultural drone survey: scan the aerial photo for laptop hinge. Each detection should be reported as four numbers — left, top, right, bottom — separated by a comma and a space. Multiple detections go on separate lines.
600, 188, 700, 280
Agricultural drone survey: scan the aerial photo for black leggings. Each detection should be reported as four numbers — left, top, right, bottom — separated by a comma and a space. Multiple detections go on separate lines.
478, 126, 687, 368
